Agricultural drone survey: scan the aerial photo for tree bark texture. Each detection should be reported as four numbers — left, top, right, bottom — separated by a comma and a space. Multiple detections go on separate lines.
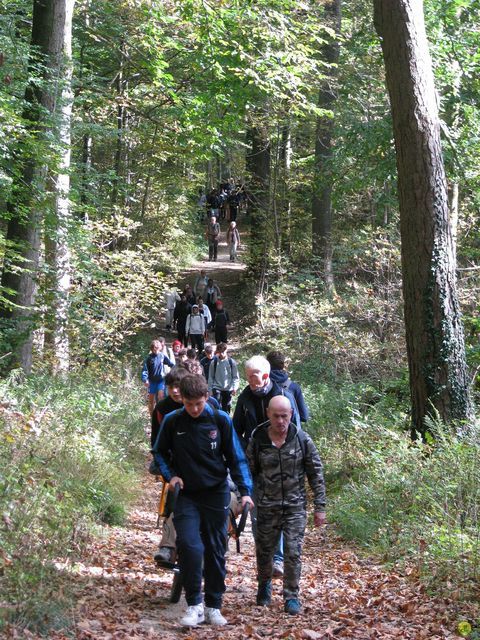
311, 0, 341, 290
0, 0, 63, 372
245, 123, 271, 272
46, 0, 75, 372
245, 124, 271, 222
373, 0, 473, 436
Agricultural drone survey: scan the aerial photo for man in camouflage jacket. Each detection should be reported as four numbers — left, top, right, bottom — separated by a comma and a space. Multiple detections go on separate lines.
246, 395, 326, 616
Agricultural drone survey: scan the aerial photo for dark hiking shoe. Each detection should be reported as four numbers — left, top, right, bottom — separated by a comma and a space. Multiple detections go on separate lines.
256, 580, 272, 606
154, 547, 174, 568
284, 598, 301, 615
272, 560, 284, 577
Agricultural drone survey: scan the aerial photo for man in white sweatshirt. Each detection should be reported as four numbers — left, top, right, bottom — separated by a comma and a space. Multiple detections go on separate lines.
186, 304, 206, 353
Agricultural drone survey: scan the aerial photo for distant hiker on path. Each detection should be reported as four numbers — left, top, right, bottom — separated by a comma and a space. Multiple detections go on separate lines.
173, 294, 191, 346
212, 299, 231, 344
203, 278, 222, 316
193, 269, 209, 298
247, 395, 326, 616
186, 304, 205, 353
206, 216, 221, 262
164, 288, 180, 331
226, 221, 240, 262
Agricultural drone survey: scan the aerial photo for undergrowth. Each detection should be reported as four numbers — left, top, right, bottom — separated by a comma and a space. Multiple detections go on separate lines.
241, 252, 480, 604
0, 367, 147, 633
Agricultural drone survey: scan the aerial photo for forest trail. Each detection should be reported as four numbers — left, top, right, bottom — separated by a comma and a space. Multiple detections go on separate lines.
27, 217, 463, 640
173, 218, 251, 354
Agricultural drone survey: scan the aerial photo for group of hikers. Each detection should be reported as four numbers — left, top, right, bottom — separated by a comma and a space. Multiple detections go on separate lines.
140, 204, 325, 628
142, 338, 325, 626
198, 178, 247, 223
198, 179, 244, 262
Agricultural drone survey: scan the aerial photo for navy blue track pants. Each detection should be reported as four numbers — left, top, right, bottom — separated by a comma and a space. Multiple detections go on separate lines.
173, 485, 229, 608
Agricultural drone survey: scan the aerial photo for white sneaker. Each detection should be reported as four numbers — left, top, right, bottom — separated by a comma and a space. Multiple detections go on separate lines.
180, 604, 204, 626
204, 607, 227, 626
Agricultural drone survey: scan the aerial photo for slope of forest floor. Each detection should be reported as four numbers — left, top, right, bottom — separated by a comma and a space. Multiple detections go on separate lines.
3, 219, 470, 640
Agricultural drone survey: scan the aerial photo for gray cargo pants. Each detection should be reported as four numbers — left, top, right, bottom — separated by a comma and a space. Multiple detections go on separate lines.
256, 507, 307, 600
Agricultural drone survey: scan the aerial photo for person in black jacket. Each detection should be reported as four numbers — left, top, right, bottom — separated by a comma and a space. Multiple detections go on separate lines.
151, 367, 220, 566
153, 375, 254, 628
212, 299, 230, 343
233, 355, 301, 579
266, 351, 309, 423
233, 355, 300, 448
173, 294, 191, 346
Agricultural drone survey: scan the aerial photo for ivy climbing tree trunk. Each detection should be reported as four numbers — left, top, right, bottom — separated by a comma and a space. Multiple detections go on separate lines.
311, 0, 341, 290
373, 0, 473, 438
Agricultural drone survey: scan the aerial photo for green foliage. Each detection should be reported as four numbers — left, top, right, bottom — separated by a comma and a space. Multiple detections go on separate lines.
0, 367, 146, 631
243, 222, 479, 602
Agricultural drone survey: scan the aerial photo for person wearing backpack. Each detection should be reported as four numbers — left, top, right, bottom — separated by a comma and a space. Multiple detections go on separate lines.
202, 278, 222, 316
150, 366, 220, 566
185, 304, 205, 353
207, 343, 240, 413
212, 299, 230, 343
266, 351, 309, 423
247, 395, 326, 616
141, 339, 175, 415
193, 269, 209, 297
200, 343, 215, 379
206, 215, 221, 262
152, 374, 254, 627
233, 355, 301, 578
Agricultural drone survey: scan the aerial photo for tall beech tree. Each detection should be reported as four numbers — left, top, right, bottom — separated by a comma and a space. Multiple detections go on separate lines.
1, 0, 74, 372
373, 0, 473, 437
44, 0, 75, 372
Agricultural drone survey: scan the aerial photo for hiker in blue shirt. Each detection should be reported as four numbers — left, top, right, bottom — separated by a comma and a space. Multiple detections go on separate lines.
153, 374, 254, 628
142, 339, 175, 415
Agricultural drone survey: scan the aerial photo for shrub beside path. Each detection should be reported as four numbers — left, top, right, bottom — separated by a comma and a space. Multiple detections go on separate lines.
9, 219, 467, 639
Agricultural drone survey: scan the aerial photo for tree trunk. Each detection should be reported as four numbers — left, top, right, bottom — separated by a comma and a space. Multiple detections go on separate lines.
0, 0, 66, 373
111, 39, 127, 207
79, 0, 92, 210
279, 121, 292, 255
245, 123, 271, 271
245, 124, 271, 222
311, 0, 341, 290
44, 0, 75, 373
373, 0, 473, 437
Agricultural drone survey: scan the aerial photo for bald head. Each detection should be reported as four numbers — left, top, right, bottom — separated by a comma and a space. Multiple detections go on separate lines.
267, 395, 293, 436
268, 395, 292, 412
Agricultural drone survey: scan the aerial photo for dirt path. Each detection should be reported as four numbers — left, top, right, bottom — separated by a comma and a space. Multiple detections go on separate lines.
171, 217, 252, 355
19, 217, 466, 640
45, 475, 462, 640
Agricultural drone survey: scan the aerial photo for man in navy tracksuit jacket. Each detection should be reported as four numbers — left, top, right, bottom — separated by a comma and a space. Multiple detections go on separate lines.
152, 374, 253, 627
